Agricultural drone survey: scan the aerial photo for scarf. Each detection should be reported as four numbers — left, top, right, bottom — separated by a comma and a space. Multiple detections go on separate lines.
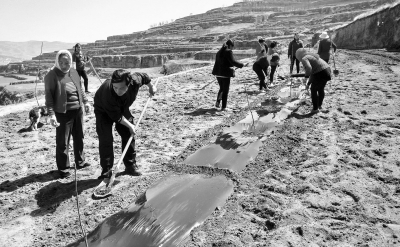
54, 50, 73, 73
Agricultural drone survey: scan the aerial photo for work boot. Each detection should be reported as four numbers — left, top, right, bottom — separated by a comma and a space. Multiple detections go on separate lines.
125, 165, 142, 176
98, 169, 112, 180
215, 101, 220, 108
76, 162, 91, 170
59, 170, 71, 179
311, 109, 319, 114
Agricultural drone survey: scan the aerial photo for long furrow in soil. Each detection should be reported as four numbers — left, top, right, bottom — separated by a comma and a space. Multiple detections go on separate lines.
179, 51, 400, 246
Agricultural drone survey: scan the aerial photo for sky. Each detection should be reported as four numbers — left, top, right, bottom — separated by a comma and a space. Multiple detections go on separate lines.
0, 0, 239, 43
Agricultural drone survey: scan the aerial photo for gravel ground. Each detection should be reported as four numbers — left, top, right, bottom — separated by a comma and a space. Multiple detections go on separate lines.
0, 50, 400, 247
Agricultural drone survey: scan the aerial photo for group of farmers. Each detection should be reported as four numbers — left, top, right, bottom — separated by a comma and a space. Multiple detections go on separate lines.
44, 31, 337, 181
212, 31, 336, 114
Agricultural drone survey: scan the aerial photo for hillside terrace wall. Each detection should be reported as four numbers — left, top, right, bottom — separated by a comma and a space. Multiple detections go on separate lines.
194, 50, 255, 61
332, 2, 400, 50
90, 54, 174, 68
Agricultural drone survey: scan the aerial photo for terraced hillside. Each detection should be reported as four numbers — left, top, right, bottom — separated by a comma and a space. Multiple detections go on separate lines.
0, 0, 396, 75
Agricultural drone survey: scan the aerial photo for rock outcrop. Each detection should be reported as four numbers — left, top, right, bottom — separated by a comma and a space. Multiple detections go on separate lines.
332, 1, 400, 50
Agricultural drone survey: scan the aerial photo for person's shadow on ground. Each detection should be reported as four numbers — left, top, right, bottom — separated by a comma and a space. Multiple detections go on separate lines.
0, 170, 60, 193
184, 108, 220, 116
30, 178, 100, 217
289, 111, 318, 119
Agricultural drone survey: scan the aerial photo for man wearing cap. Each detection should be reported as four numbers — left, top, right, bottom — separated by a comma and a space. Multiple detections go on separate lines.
93, 69, 156, 179
317, 31, 337, 63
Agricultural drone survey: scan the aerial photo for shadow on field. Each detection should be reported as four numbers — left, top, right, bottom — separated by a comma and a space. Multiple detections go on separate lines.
288, 112, 317, 119
184, 108, 220, 116
0, 170, 60, 193
238, 90, 262, 96
17, 122, 44, 133
30, 179, 99, 216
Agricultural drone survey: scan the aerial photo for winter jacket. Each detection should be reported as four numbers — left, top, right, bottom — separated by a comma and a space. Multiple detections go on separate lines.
45, 67, 88, 116
72, 52, 89, 71
288, 39, 304, 57
94, 72, 151, 122
299, 53, 330, 78
317, 39, 337, 62
212, 46, 244, 77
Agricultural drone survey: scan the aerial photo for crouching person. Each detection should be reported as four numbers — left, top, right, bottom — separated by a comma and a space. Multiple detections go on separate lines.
295, 48, 331, 114
94, 69, 156, 179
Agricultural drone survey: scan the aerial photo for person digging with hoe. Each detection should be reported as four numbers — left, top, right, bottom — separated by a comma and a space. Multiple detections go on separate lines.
295, 48, 331, 114
94, 69, 156, 179
252, 37, 269, 91
317, 31, 337, 63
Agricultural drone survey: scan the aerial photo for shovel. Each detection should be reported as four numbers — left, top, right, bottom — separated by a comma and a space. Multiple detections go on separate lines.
93, 78, 160, 198
329, 33, 339, 76
332, 53, 339, 76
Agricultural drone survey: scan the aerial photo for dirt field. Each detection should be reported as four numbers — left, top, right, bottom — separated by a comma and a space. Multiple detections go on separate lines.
0, 50, 399, 247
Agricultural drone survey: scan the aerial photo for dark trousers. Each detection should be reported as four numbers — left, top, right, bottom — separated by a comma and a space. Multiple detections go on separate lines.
290, 56, 300, 74
270, 65, 277, 82
216, 77, 231, 109
309, 68, 331, 110
96, 113, 136, 173
322, 58, 329, 63
77, 69, 89, 92
252, 63, 268, 89
55, 108, 85, 171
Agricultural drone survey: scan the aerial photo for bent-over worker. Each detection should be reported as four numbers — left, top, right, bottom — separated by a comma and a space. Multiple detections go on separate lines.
296, 48, 331, 114
94, 69, 156, 179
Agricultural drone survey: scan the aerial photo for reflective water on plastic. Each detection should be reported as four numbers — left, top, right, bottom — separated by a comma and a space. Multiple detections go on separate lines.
67, 175, 233, 247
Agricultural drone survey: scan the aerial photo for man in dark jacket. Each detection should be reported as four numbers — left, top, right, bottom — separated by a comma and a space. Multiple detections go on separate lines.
252, 37, 269, 90
94, 69, 156, 179
288, 33, 304, 74
212, 39, 244, 111
317, 32, 337, 63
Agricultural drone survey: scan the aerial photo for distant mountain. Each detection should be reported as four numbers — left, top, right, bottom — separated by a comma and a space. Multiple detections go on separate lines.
0, 41, 79, 62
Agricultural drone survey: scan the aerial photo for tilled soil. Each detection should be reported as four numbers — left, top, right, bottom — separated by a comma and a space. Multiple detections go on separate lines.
0, 51, 399, 247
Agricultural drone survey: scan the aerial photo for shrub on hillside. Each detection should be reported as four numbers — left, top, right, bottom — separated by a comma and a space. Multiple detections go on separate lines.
0, 86, 45, 105
0, 86, 24, 105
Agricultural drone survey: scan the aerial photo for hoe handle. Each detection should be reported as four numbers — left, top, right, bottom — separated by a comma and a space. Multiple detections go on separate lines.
113, 77, 160, 171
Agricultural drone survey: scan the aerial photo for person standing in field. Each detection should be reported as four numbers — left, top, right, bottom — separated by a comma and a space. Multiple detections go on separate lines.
45, 50, 91, 178
317, 31, 337, 63
72, 43, 91, 93
288, 33, 303, 74
212, 39, 245, 111
296, 48, 331, 114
